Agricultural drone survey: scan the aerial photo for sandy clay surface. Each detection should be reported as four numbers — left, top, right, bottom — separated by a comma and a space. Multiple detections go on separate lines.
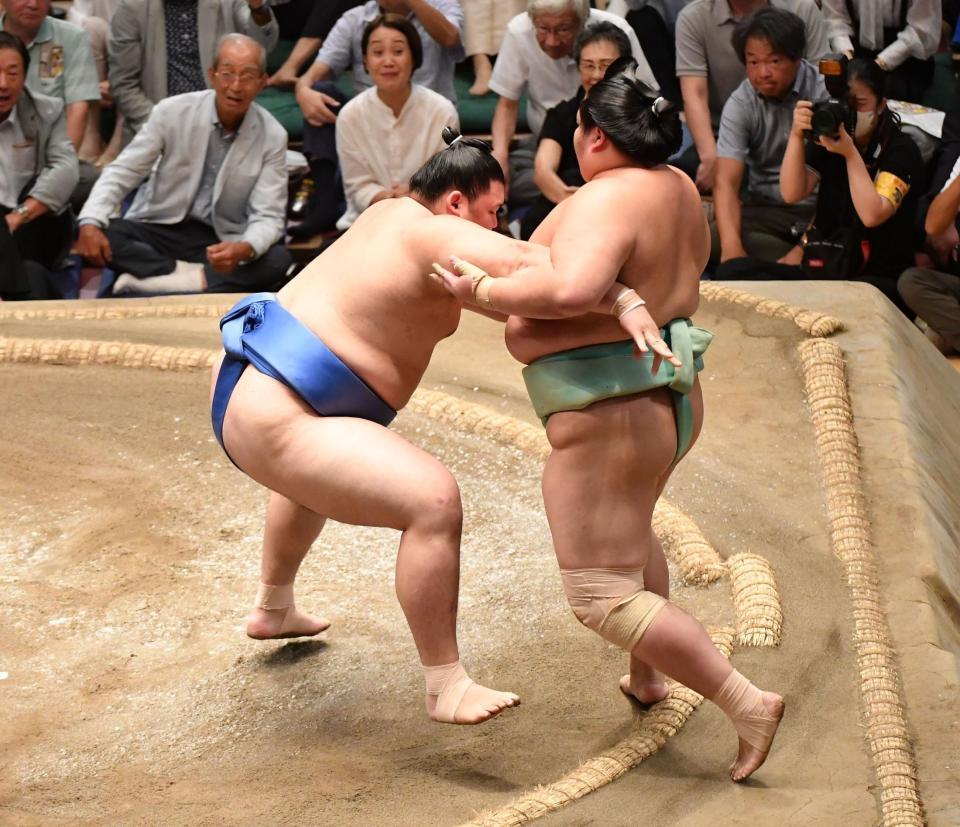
0, 288, 957, 826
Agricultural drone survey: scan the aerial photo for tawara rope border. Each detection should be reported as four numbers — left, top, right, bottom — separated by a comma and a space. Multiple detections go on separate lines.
701, 286, 923, 825
798, 339, 923, 826
699, 282, 844, 338
0, 303, 232, 322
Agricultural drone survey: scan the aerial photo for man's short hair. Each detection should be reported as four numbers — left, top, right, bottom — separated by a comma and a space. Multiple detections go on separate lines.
732, 8, 806, 64
361, 14, 424, 72
0, 31, 30, 73
213, 33, 266, 73
528, 0, 590, 25
573, 21, 631, 65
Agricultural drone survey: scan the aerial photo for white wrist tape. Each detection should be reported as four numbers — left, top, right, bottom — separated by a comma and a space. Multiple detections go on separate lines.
612, 287, 646, 318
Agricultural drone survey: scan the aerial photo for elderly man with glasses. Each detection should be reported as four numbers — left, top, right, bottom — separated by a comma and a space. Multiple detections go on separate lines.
74, 34, 291, 295
488, 0, 656, 208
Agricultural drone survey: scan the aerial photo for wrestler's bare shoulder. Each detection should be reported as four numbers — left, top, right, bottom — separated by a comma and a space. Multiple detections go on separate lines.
585, 164, 701, 208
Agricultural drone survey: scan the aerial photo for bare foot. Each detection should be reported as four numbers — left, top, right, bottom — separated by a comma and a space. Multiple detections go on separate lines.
425, 681, 520, 725
730, 692, 785, 782
267, 66, 298, 89
469, 54, 492, 96
468, 77, 490, 96
245, 605, 330, 640
619, 674, 669, 706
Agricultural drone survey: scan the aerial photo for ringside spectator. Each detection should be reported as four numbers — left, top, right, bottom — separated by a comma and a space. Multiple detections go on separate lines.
108, 0, 278, 138
0, 31, 78, 299
719, 58, 922, 316
674, 0, 828, 192
821, 0, 939, 103
335, 14, 458, 229
75, 34, 290, 295
521, 20, 632, 238
291, 0, 462, 237
711, 8, 827, 265
1, 0, 99, 150
489, 0, 654, 206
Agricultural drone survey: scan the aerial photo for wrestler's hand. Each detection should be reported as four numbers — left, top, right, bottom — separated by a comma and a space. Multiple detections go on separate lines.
616, 303, 682, 372
429, 256, 489, 304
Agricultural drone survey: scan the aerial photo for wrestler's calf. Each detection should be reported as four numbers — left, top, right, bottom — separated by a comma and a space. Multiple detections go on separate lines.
561, 567, 784, 781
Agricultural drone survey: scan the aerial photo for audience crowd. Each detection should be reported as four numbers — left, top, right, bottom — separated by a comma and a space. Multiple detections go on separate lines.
1, 0, 960, 358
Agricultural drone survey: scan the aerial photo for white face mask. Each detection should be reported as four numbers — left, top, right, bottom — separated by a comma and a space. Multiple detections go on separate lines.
854, 110, 877, 141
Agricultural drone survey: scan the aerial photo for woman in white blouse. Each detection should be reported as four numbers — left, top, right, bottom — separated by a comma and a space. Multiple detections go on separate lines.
334, 14, 459, 230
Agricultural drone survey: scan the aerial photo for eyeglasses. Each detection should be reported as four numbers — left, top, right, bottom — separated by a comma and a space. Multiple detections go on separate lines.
534, 24, 577, 38
214, 70, 262, 86
580, 60, 615, 73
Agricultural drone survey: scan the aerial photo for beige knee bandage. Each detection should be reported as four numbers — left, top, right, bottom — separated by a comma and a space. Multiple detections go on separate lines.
560, 568, 667, 651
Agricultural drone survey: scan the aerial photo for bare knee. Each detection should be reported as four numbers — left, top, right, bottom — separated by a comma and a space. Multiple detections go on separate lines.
409, 471, 463, 537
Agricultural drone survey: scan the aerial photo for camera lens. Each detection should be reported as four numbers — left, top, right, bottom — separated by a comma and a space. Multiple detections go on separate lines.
810, 100, 846, 138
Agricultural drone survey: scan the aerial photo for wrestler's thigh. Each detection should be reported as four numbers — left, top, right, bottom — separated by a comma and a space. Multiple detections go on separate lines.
222, 372, 458, 530
655, 379, 704, 499
542, 389, 679, 570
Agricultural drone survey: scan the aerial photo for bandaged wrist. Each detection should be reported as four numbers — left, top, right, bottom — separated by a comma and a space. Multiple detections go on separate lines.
612, 287, 646, 318
473, 274, 495, 308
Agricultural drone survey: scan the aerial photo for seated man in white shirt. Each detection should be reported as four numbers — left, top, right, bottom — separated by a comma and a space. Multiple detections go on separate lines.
489, 0, 656, 207
74, 34, 291, 296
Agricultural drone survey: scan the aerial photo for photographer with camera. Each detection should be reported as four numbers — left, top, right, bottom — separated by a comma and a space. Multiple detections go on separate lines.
718, 56, 922, 314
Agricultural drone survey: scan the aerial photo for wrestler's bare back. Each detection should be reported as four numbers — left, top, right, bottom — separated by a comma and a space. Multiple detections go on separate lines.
505, 164, 709, 364
276, 198, 545, 409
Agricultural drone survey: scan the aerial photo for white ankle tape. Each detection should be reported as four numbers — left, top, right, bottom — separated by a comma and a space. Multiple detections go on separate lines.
560, 568, 667, 651
422, 660, 462, 694
422, 660, 476, 723
255, 582, 294, 610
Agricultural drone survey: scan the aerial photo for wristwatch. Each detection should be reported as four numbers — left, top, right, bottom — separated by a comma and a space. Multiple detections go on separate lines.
14, 203, 30, 221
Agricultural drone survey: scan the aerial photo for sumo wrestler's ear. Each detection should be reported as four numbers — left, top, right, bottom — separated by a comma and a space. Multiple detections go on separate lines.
445, 190, 464, 213
592, 127, 611, 151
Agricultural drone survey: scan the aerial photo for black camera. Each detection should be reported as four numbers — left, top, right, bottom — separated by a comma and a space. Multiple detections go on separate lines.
807, 55, 855, 141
